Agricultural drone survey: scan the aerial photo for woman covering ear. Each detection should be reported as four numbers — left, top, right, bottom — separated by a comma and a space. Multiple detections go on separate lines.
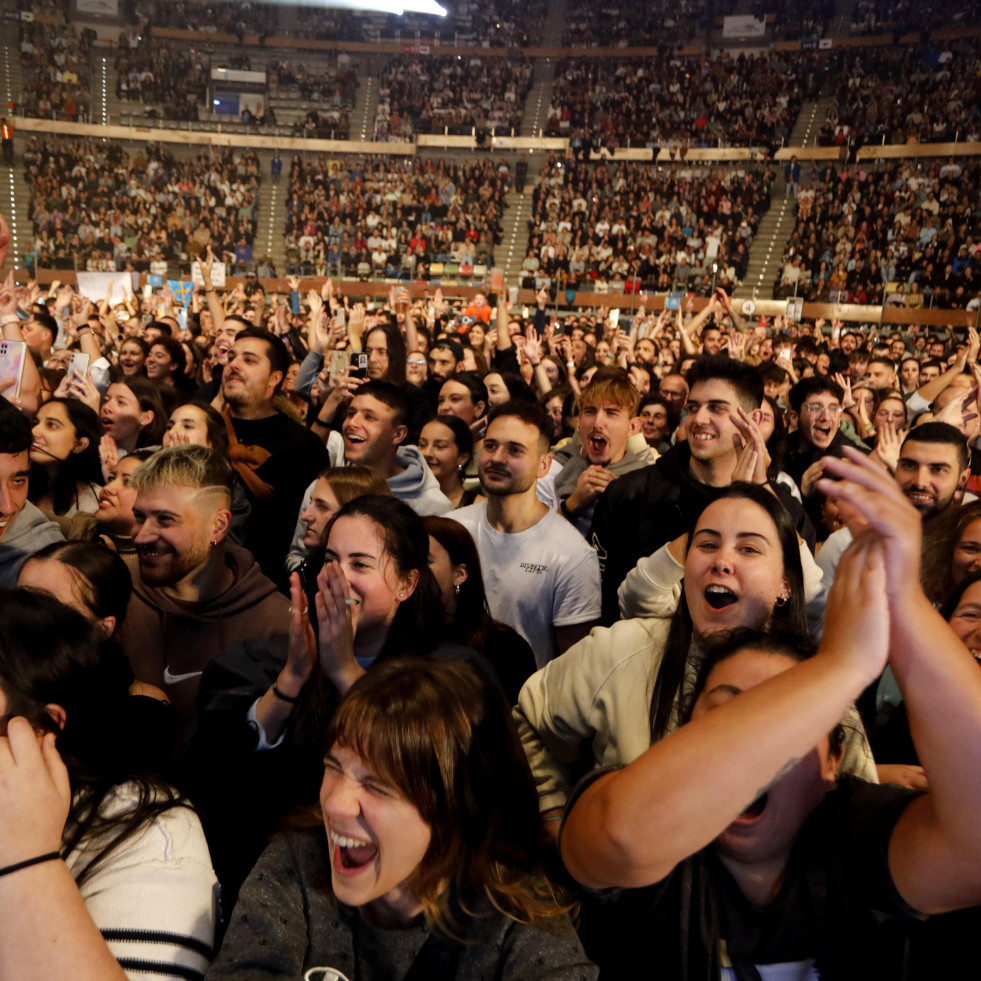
0, 590, 217, 981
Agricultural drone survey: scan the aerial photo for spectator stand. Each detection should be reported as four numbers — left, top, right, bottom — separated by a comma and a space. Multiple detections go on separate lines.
526, 154, 771, 298
22, 135, 260, 276
372, 53, 531, 142
774, 149, 981, 309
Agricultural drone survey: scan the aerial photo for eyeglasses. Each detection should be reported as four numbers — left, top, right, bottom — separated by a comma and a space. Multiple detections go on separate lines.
802, 402, 843, 417
406, 358, 426, 367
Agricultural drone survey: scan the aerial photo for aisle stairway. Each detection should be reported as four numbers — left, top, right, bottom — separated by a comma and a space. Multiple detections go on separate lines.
2, 20, 27, 264
734, 197, 796, 300
255, 168, 286, 276
500, 187, 532, 284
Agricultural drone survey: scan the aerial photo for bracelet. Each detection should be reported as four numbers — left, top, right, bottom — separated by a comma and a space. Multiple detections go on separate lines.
272, 683, 300, 704
77, 326, 93, 333
205, 287, 216, 294
0, 851, 61, 879
1, 315, 19, 326
528, 360, 541, 367
566, 360, 575, 367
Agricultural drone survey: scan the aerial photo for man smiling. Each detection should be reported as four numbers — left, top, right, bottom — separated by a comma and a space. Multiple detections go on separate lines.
590, 356, 813, 624
117, 445, 289, 726
451, 400, 600, 666
0, 400, 62, 586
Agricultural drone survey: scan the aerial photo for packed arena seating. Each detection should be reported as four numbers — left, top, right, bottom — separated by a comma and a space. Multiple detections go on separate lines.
282, 155, 505, 277
559, 0, 714, 47
146, 0, 543, 46
546, 53, 812, 150
822, 42, 981, 148
22, 138, 260, 272
374, 55, 531, 141
770, 0, 837, 40
114, 37, 208, 123
528, 157, 768, 294
850, 0, 981, 35
145, 0, 279, 36
18, 20, 94, 122
776, 158, 981, 307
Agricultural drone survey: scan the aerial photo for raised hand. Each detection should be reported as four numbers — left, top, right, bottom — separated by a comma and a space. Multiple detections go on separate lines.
817, 445, 922, 601
99, 434, 119, 483
315, 559, 363, 694
820, 530, 890, 685
282, 572, 317, 690
870, 422, 901, 473
729, 406, 771, 485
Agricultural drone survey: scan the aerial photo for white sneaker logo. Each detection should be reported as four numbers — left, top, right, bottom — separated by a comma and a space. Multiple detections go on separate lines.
163, 666, 204, 685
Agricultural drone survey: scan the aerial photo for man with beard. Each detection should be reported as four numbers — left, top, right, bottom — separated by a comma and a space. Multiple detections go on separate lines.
222, 327, 329, 582
450, 400, 600, 667
117, 445, 290, 729
816, 423, 969, 595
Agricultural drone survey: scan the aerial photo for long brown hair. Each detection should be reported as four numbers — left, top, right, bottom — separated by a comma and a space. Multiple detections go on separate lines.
326, 659, 573, 935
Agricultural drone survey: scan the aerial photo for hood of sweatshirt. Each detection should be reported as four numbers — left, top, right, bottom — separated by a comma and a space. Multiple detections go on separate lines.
389, 445, 453, 514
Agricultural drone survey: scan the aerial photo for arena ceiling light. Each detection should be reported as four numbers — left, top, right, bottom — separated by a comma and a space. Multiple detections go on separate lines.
294, 0, 447, 15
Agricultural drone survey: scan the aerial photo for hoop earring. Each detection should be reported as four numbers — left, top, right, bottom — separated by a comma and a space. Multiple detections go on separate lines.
775, 595, 788, 607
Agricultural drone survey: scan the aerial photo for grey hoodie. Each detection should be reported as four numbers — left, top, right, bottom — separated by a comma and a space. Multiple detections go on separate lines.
389, 445, 454, 516
0, 500, 64, 587
284, 445, 452, 575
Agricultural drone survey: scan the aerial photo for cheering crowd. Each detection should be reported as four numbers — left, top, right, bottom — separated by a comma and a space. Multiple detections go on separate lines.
1, 186, 981, 975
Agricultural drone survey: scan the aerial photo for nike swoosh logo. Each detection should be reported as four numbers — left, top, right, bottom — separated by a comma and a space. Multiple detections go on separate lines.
163, 666, 204, 685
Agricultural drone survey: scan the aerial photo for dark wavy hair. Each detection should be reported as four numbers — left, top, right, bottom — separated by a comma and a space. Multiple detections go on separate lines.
296, 496, 449, 739
0, 590, 186, 888
108, 377, 166, 447
682, 626, 844, 757
29, 398, 105, 515
649, 482, 807, 742
327, 658, 573, 935
23, 539, 133, 629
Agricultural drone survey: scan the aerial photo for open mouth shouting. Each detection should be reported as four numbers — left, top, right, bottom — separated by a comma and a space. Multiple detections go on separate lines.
328, 829, 379, 878
731, 792, 768, 825
704, 584, 738, 610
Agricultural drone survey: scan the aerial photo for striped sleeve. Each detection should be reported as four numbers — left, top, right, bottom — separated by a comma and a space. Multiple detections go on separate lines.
66, 793, 219, 981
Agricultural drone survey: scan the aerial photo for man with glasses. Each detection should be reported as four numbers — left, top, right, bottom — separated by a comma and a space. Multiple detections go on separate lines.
785, 377, 868, 515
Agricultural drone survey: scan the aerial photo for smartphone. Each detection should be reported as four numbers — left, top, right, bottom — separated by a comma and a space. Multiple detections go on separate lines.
328, 349, 348, 388
0, 339, 28, 399
67, 352, 90, 380
350, 352, 369, 379
508, 285, 519, 305
609, 309, 620, 330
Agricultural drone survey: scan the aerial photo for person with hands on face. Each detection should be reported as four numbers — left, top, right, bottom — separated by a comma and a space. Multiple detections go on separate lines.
185, 495, 492, 912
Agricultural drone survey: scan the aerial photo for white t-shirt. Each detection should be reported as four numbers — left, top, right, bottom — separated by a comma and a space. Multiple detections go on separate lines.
451, 502, 601, 667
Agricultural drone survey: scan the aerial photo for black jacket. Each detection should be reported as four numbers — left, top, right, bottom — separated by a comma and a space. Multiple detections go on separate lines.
589, 443, 814, 625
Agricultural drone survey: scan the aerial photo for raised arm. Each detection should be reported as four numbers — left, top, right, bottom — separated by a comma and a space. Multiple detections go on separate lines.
562, 533, 888, 890
819, 447, 981, 914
